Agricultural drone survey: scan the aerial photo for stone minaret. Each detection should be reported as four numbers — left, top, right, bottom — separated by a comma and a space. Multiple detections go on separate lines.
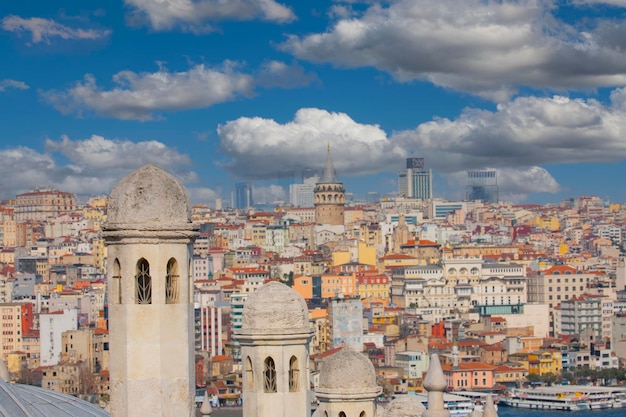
423, 354, 451, 417
314, 145, 345, 225
236, 282, 313, 417
103, 165, 198, 417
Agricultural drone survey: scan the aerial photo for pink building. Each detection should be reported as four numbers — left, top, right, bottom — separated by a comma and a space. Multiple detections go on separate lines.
442, 362, 496, 390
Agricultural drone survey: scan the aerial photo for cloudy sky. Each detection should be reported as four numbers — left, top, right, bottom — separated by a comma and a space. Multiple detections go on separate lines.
2, 0, 626, 205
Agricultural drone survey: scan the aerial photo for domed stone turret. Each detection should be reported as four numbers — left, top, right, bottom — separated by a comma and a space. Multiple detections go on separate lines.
107, 164, 190, 227
103, 164, 197, 417
380, 395, 426, 417
241, 281, 309, 333
318, 348, 377, 390
313, 348, 381, 417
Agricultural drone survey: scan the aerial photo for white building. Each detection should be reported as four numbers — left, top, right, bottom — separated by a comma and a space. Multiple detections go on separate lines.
40, 308, 77, 367
289, 175, 318, 207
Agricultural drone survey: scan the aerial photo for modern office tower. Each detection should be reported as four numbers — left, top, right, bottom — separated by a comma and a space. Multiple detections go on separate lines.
398, 170, 408, 196
289, 175, 319, 207
234, 182, 253, 209
15, 188, 76, 222
399, 157, 433, 200
409, 169, 433, 200
314, 146, 345, 225
466, 169, 498, 203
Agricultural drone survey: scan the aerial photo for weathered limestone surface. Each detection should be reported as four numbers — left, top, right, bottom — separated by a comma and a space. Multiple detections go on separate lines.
240, 281, 309, 333
107, 164, 190, 227
104, 165, 197, 417
313, 348, 381, 417
380, 395, 426, 417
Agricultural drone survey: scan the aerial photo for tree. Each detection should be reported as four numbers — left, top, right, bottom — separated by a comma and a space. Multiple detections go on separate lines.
540, 372, 558, 386
526, 373, 541, 385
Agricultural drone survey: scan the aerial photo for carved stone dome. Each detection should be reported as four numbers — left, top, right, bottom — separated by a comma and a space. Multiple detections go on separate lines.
241, 281, 309, 333
107, 165, 190, 226
380, 395, 426, 417
319, 348, 377, 390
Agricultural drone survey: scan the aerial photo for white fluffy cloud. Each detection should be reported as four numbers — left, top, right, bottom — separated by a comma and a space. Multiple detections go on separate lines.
446, 166, 560, 203
218, 90, 626, 197
0, 135, 217, 203
42, 63, 254, 120
0, 79, 28, 92
393, 94, 626, 170
2, 15, 111, 44
218, 107, 407, 179
280, 0, 626, 100
124, 0, 294, 32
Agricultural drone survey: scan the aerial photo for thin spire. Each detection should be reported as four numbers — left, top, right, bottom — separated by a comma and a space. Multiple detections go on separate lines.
320, 144, 338, 183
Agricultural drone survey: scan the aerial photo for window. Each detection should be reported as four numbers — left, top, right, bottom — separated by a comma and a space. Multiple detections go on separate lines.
113, 259, 122, 304
289, 356, 299, 392
136, 258, 152, 304
264, 357, 277, 393
165, 258, 179, 304
246, 357, 254, 391
339, 413, 347, 417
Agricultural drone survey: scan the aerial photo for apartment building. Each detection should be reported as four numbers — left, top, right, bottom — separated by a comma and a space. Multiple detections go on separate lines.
14, 188, 76, 222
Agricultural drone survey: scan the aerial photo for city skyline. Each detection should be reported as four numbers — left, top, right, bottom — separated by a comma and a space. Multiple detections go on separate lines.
2, 1, 626, 205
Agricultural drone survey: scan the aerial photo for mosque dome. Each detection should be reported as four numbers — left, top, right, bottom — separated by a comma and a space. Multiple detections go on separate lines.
106, 165, 190, 226
0, 362, 108, 417
241, 281, 309, 333
318, 348, 378, 390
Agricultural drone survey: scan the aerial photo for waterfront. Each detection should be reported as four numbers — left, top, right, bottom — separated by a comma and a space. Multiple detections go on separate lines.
206, 404, 626, 417
498, 406, 625, 417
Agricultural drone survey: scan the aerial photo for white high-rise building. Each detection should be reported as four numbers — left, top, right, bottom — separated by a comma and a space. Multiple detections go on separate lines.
399, 157, 433, 200
289, 175, 318, 207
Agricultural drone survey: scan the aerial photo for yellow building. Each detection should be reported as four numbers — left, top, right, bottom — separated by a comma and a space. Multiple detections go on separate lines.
321, 273, 357, 298
358, 241, 376, 266
534, 215, 561, 232
292, 275, 313, 300
356, 271, 390, 302
527, 351, 562, 376
494, 365, 528, 384
378, 253, 420, 271
332, 250, 351, 267
1, 219, 16, 247
332, 241, 376, 267
249, 222, 267, 247
519, 336, 545, 353
0, 248, 15, 266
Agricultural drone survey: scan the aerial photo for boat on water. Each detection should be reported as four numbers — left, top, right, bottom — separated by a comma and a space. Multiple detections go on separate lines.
500, 387, 590, 411
411, 392, 497, 417
500, 386, 626, 411
567, 386, 626, 409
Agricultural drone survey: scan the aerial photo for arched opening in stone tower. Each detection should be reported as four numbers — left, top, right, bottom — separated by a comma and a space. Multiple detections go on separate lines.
135, 258, 152, 304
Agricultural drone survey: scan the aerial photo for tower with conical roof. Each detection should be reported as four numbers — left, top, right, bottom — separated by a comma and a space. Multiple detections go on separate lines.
314, 145, 345, 225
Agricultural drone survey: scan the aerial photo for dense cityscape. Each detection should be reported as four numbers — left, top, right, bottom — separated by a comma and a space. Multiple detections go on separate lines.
1, 150, 626, 410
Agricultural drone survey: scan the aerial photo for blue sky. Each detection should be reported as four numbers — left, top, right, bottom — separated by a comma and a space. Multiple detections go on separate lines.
2, 0, 626, 206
